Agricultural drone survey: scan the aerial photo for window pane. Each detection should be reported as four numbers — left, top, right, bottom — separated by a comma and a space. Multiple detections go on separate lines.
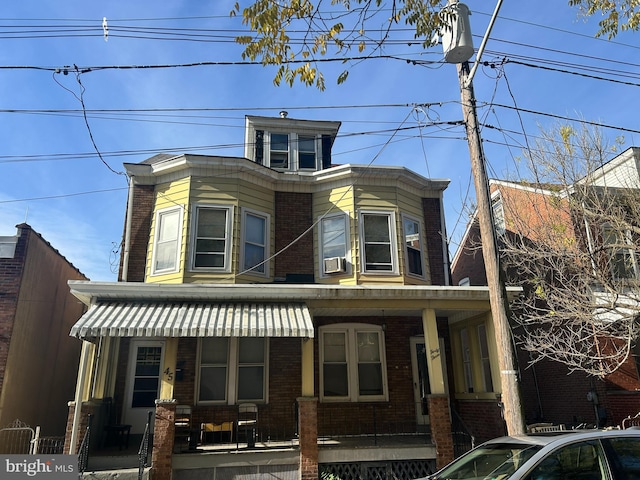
357, 332, 380, 362
364, 214, 391, 242
358, 363, 383, 395
322, 216, 346, 259
155, 210, 180, 272
364, 244, 393, 270
238, 366, 264, 400
525, 441, 605, 480
239, 337, 265, 363
159, 210, 179, 241
299, 136, 316, 169
271, 133, 289, 151
244, 244, 265, 272
271, 133, 289, 168
245, 214, 265, 244
404, 218, 423, 276
197, 208, 227, 238
195, 253, 224, 268
324, 333, 346, 362
323, 364, 348, 397
201, 337, 228, 364
199, 366, 227, 401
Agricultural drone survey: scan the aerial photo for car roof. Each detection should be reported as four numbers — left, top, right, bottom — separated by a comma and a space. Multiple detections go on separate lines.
483, 429, 640, 448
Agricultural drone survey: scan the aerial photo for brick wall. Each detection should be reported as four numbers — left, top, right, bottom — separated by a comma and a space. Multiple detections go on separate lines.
0, 226, 27, 394
298, 397, 318, 480
119, 184, 155, 282
456, 399, 505, 444
274, 192, 314, 279
152, 401, 176, 480
422, 198, 448, 286
429, 395, 453, 469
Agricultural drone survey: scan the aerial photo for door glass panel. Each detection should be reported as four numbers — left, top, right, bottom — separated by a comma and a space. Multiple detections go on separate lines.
131, 346, 161, 408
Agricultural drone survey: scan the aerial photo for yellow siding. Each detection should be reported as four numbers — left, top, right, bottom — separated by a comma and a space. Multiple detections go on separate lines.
313, 186, 358, 285
183, 177, 240, 283
145, 178, 190, 283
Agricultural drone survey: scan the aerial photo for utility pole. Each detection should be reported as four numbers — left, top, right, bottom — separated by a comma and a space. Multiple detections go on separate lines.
444, 1, 525, 435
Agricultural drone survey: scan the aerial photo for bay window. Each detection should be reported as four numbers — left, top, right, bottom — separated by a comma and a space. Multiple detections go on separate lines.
151, 206, 183, 275
190, 205, 233, 271
359, 210, 398, 273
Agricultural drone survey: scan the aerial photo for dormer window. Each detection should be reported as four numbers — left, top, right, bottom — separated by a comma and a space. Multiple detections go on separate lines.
245, 115, 341, 172
265, 132, 317, 171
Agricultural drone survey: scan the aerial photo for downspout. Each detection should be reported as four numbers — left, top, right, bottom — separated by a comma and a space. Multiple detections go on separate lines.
69, 340, 92, 454
121, 174, 135, 282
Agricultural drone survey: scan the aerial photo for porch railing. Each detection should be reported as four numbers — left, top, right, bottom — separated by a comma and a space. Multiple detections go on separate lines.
78, 414, 93, 474
138, 411, 153, 480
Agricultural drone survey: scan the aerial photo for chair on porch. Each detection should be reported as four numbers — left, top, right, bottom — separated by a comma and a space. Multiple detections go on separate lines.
102, 397, 132, 450
200, 421, 234, 444
174, 405, 197, 452
236, 403, 258, 448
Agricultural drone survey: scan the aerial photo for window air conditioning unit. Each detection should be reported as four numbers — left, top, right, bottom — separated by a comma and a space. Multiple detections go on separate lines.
323, 257, 346, 274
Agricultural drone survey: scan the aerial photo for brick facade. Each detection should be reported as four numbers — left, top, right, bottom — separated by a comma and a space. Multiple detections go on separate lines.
119, 184, 155, 282
429, 395, 454, 469
422, 197, 448, 286
274, 192, 314, 280
152, 401, 177, 480
298, 397, 318, 480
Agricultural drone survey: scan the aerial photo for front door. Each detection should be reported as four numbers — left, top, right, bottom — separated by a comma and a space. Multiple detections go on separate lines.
124, 340, 164, 433
410, 337, 430, 426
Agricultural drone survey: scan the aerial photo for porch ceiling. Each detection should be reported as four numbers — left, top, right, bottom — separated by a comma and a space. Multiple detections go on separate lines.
70, 302, 313, 340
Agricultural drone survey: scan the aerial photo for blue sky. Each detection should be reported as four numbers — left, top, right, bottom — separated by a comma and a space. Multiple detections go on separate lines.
1, 1, 638, 281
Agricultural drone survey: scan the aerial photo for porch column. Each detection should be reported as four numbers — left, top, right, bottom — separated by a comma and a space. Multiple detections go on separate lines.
159, 337, 178, 400
153, 400, 177, 480
298, 397, 318, 480
67, 340, 96, 454
422, 309, 454, 468
299, 338, 318, 480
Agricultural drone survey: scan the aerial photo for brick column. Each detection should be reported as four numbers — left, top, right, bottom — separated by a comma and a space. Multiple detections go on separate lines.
298, 397, 318, 480
429, 395, 454, 469
152, 400, 177, 480
63, 401, 98, 454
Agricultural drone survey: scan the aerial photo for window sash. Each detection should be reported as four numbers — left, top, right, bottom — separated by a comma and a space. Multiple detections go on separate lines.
361, 212, 396, 273
198, 337, 267, 404
321, 326, 386, 401
243, 211, 268, 274
403, 216, 424, 277
270, 133, 289, 169
603, 228, 637, 280
477, 324, 493, 392
460, 328, 474, 393
192, 206, 231, 270
153, 208, 181, 274
298, 135, 317, 169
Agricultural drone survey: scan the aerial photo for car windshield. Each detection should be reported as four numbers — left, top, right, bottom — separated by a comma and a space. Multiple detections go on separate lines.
432, 442, 542, 480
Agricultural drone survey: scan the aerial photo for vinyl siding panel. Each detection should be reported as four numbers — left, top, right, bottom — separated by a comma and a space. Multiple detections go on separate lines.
146, 178, 190, 283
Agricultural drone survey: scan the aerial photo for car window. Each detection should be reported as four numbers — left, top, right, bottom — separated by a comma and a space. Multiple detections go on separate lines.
432, 443, 541, 480
603, 437, 640, 480
524, 440, 607, 480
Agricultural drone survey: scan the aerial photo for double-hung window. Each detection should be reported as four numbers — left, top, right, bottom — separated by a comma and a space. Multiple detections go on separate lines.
298, 135, 317, 170
477, 324, 494, 392
198, 337, 267, 404
402, 214, 425, 277
492, 193, 506, 235
320, 212, 349, 275
151, 206, 183, 275
460, 327, 474, 393
320, 324, 387, 402
359, 210, 398, 273
269, 133, 289, 169
603, 226, 638, 280
191, 205, 233, 271
242, 209, 269, 275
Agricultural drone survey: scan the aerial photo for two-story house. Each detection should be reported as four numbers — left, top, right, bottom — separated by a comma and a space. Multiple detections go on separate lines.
452, 147, 640, 432
65, 114, 520, 480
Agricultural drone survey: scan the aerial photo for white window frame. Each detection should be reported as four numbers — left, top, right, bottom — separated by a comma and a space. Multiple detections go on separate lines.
197, 337, 269, 405
402, 213, 426, 279
189, 204, 234, 272
460, 327, 474, 393
319, 212, 351, 277
241, 208, 270, 276
265, 131, 320, 171
319, 323, 388, 402
603, 226, 638, 280
477, 324, 494, 392
359, 210, 398, 274
150, 205, 183, 275
491, 192, 506, 236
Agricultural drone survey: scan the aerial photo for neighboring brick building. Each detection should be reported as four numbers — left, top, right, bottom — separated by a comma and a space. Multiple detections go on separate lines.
452, 149, 640, 430
65, 114, 519, 479
0, 224, 87, 436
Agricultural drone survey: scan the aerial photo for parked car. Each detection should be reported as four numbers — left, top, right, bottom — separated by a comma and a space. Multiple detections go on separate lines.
420, 429, 640, 480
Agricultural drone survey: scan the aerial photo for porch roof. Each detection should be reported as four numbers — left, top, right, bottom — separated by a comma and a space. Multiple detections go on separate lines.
69, 302, 313, 340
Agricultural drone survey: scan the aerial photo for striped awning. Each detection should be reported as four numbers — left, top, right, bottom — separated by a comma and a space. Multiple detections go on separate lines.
70, 302, 314, 339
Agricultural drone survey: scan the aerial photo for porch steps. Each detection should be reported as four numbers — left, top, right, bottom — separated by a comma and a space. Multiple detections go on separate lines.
81, 467, 150, 480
